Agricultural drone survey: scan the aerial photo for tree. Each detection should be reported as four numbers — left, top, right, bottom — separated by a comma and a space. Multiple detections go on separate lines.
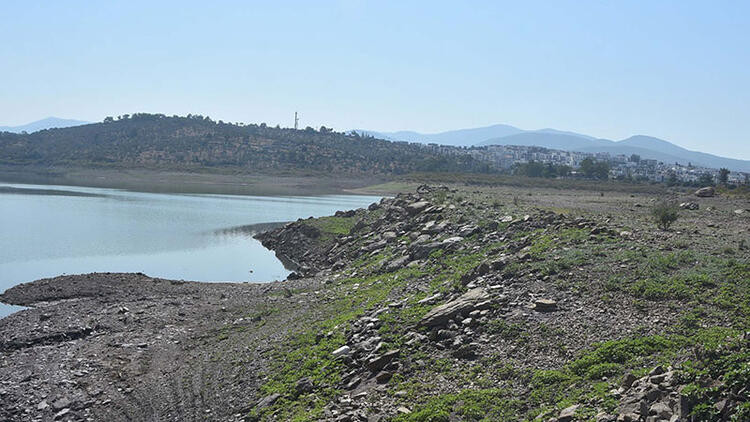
666, 172, 678, 187
718, 168, 730, 186
579, 158, 610, 180
698, 173, 714, 187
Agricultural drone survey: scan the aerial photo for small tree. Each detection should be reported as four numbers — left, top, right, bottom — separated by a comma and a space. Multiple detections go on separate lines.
718, 168, 730, 186
652, 201, 679, 231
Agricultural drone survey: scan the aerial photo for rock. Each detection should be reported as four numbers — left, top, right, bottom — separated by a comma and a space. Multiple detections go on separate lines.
679, 202, 699, 210
332, 345, 351, 358
53, 409, 70, 420
365, 350, 400, 372
52, 397, 71, 411
345, 377, 361, 390
533, 299, 557, 312
649, 402, 672, 418
501, 216, 513, 223
385, 256, 410, 272
558, 404, 580, 421
622, 373, 638, 389
37, 400, 49, 411
256, 393, 282, 409
419, 288, 490, 327
694, 186, 715, 197
375, 371, 393, 384
735, 209, 745, 215
406, 201, 430, 215
295, 377, 314, 395
409, 242, 444, 260
396, 406, 411, 415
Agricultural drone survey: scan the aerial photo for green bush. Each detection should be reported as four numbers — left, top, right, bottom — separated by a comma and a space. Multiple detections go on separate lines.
651, 201, 679, 230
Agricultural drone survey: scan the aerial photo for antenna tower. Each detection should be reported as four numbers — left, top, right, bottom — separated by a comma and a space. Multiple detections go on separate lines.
294, 112, 299, 130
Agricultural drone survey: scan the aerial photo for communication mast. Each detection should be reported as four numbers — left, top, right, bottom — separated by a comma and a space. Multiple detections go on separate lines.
294, 112, 299, 130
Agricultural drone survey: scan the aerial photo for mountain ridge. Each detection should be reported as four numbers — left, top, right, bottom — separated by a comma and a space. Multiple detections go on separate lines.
360, 124, 750, 172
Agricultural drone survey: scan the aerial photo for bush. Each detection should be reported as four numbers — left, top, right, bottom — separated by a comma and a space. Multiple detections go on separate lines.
651, 201, 679, 230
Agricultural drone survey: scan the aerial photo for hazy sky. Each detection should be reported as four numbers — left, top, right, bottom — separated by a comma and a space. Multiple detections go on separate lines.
2, 1, 748, 159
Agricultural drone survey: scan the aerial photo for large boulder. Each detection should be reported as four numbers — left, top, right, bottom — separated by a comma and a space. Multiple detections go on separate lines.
694, 186, 715, 197
406, 201, 430, 215
419, 288, 490, 327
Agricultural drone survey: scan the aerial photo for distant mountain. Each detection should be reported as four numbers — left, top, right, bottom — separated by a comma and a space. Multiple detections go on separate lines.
356, 124, 523, 147
479, 132, 750, 172
0, 113, 491, 176
0, 117, 89, 133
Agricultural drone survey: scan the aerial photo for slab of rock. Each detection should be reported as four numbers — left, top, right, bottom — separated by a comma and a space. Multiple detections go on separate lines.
694, 186, 715, 197
366, 350, 400, 372
533, 299, 557, 312
406, 201, 430, 215
558, 404, 580, 421
256, 393, 282, 409
419, 288, 490, 327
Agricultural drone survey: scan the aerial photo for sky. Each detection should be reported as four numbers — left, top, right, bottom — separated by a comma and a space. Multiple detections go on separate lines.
1, 1, 749, 159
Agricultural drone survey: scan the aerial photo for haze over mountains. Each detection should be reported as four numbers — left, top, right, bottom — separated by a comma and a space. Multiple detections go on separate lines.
361, 125, 750, 172
0, 117, 89, 133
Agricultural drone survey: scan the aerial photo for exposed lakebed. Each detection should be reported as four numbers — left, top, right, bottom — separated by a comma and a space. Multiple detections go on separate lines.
0, 182, 380, 317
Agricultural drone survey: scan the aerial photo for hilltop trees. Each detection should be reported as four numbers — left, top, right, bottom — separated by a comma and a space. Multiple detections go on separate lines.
0, 113, 493, 177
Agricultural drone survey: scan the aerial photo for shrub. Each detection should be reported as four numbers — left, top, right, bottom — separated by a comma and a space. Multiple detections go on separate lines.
651, 201, 679, 230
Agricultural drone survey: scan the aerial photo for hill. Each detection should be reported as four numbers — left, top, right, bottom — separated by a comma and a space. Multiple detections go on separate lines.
0, 117, 89, 133
0, 114, 491, 177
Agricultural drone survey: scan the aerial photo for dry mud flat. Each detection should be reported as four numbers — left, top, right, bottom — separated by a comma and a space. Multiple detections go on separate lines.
1, 183, 749, 421
0, 273, 328, 421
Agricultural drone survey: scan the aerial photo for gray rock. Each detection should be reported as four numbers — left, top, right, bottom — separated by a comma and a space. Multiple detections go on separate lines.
694, 186, 715, 197
558, 404, 580, 421
419, 288, 490, 327
295, 377, 314, 395
406, 201, 430, 215
256, 393, 282, 409
533, 299, 557, 312
649, 402, 672, 418
332, 345, 351, 358
365, 350, 400, 372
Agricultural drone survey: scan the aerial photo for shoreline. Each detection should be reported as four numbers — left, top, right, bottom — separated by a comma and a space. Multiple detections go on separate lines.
0, 165, 396, 197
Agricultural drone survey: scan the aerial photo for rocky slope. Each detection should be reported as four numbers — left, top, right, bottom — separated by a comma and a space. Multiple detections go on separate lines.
1, 183, 748, 421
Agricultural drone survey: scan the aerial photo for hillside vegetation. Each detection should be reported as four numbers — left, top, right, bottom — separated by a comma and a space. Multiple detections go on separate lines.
0, 114, 490, 176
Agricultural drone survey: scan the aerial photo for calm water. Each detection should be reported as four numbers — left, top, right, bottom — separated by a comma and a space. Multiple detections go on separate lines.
0, 183, 380, 317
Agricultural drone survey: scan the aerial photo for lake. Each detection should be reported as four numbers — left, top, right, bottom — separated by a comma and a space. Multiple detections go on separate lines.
0, 183, 381, 318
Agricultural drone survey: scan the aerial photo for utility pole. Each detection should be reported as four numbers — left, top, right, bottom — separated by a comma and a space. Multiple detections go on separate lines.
294, 112, 299, 130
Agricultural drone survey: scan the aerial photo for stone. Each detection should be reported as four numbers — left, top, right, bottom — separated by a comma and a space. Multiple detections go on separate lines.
365, 350, 400, 372
622, 372, 638, 389
396, 406, 411, 415
694, 186, 715, 197
679, 202, 699, 210
53, 409, 70, 420
533, 299, 557, 312
256, 393, 282, 409
37, 400, 49, 411
332, 345, 351, 358
295, 377, 314, 395
558, 404, 580, 421
385, 256, 410, 272
52, 397, 71, 411
375, 371, 393, 384
649, 402, 672, 418
406, 201, 430, 215
419, 288, 490, 327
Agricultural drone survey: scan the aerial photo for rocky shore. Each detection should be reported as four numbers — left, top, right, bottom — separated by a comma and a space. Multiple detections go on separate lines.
2, 184, 748, 421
